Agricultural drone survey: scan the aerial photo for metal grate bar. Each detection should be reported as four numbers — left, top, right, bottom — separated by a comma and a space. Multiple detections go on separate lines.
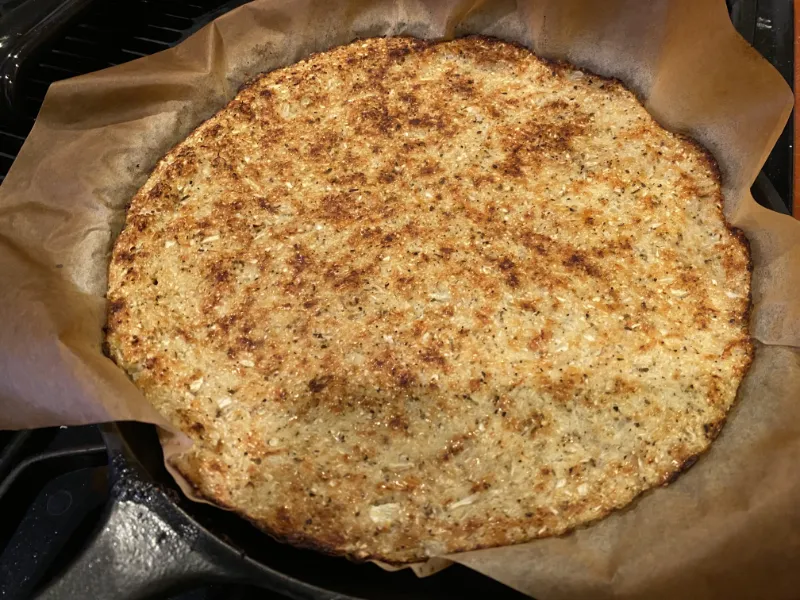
167, 2, 208, 10
50, 48, 96, 60
154, 10, 202, 21
0, 130, 27, 142
23, 94, 45, 106
37, 63, 82, 76
148, 24, 185, 34
119, 48, 147, 58
62, 35, 102, 46
131, 35, 172, 47
75, 22, 106, 33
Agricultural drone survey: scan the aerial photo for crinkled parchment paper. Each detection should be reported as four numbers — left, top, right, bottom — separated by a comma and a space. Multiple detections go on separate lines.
1, 0, 799, 597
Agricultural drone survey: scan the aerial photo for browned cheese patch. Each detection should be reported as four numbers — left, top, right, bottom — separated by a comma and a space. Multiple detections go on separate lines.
106, 36, 752, 564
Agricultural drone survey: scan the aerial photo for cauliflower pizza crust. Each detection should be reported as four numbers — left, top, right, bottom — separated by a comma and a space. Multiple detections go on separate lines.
106, 36, 752, 564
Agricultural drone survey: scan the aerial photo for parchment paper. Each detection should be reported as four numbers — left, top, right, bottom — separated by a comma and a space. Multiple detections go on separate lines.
1, 0, 799, 598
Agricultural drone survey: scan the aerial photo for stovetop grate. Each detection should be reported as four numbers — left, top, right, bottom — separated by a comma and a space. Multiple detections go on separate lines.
0, 0, 245, 184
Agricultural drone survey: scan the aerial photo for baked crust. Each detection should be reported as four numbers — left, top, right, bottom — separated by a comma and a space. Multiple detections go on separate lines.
106, 36, 752, 563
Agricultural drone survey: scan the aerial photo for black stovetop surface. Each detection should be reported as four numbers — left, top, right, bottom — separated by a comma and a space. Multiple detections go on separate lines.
0, 426, 269, 598
0, 0, 795, 599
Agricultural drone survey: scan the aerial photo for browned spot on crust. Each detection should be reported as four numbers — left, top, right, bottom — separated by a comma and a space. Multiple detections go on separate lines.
528, 324, 553, 352
308, 376, 331, 393
470, 479, 493, 493
388, 414, 409, 430
563, 252, 601, 278
114, 249, 135, 263
612, 377, 638, 395
663, 454, 699, 485
498, 257, 514, 270
440, 433, 471, 462
318, 193, 359, 224
108, 298, 125, 314
396, 371, 415, 388
498, 113, 589, 178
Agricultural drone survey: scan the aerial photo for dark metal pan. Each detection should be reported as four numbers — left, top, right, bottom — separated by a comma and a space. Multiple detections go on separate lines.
33, 422, 527, 600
